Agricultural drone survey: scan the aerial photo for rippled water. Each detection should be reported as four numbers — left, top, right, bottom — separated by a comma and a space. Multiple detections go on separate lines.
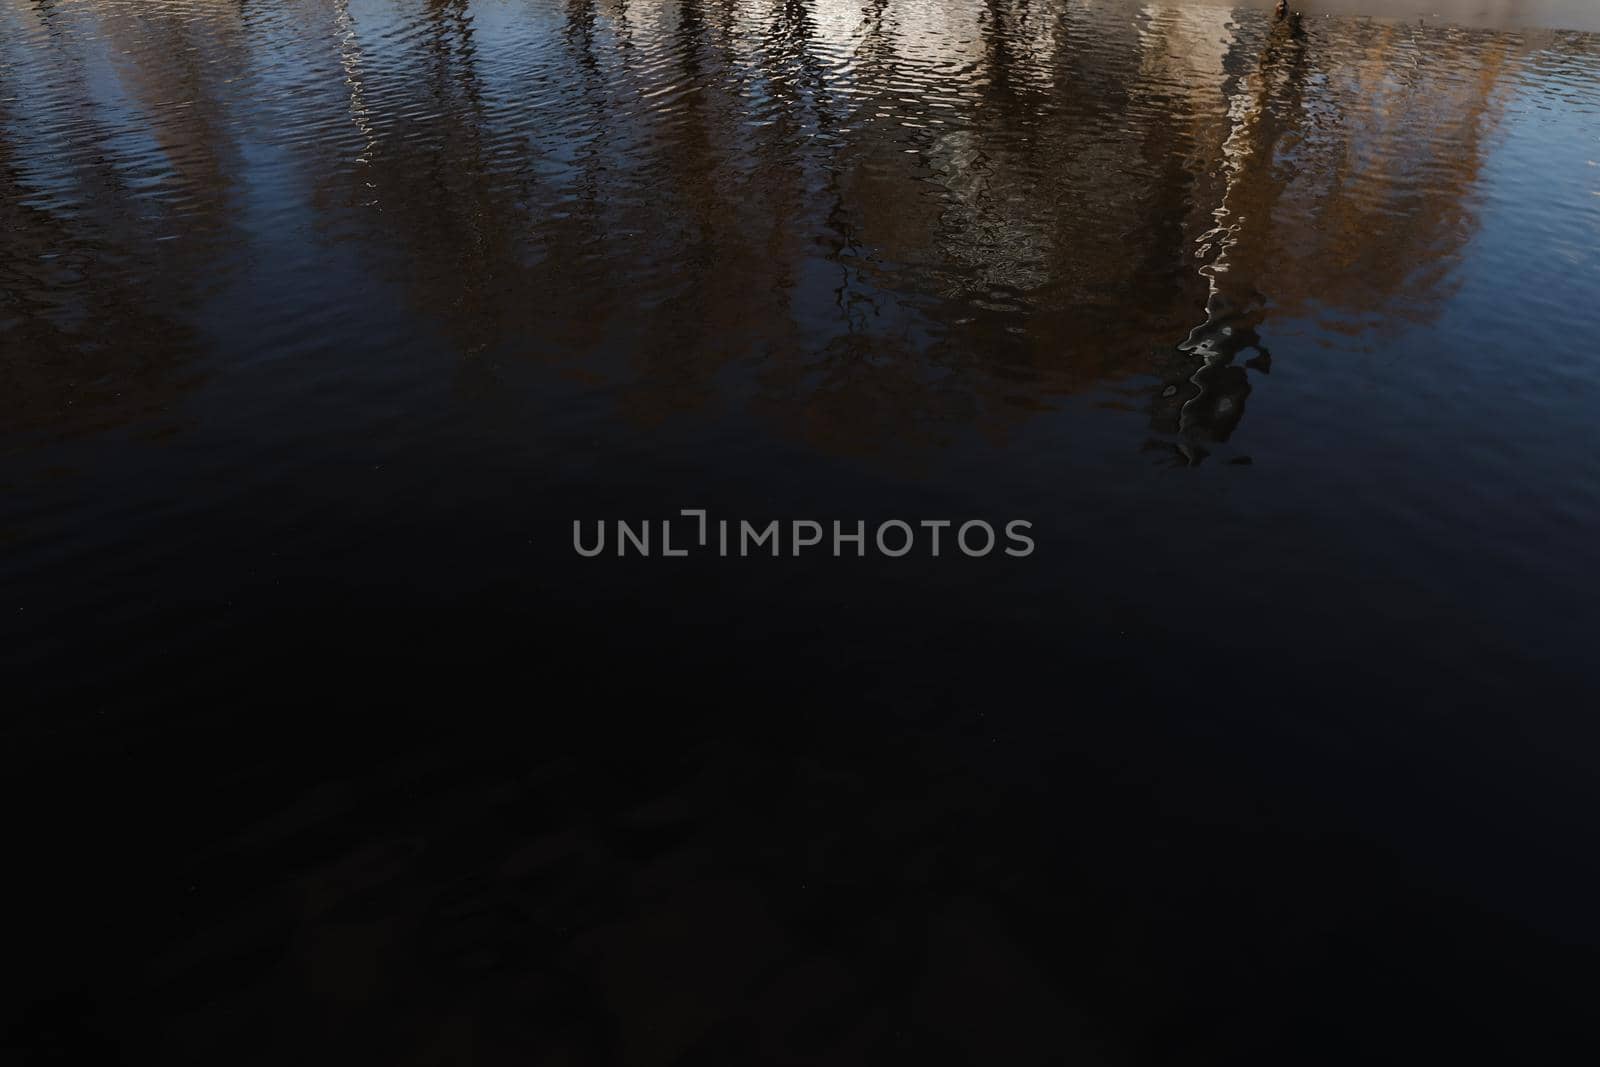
5, 1, 1600, 1062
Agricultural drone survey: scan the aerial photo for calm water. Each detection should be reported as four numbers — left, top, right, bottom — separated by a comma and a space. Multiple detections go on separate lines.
5, 0, 1600, 1062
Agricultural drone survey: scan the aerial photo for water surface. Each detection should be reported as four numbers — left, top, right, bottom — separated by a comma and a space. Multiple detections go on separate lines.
4, 0, 1600, 1062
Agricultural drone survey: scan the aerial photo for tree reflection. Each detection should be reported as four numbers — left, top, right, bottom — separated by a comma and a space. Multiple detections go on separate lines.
0, 0, 1552, 462
0, 0, 247, 437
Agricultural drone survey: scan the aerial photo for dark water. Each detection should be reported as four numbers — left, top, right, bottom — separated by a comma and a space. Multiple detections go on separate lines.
5, 0, 1600, 1062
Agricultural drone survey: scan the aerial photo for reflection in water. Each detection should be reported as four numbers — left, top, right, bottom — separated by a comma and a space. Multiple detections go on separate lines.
7, 3, 1600, 1063
0, 0, 245, 436
4, 0, 1581, 462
